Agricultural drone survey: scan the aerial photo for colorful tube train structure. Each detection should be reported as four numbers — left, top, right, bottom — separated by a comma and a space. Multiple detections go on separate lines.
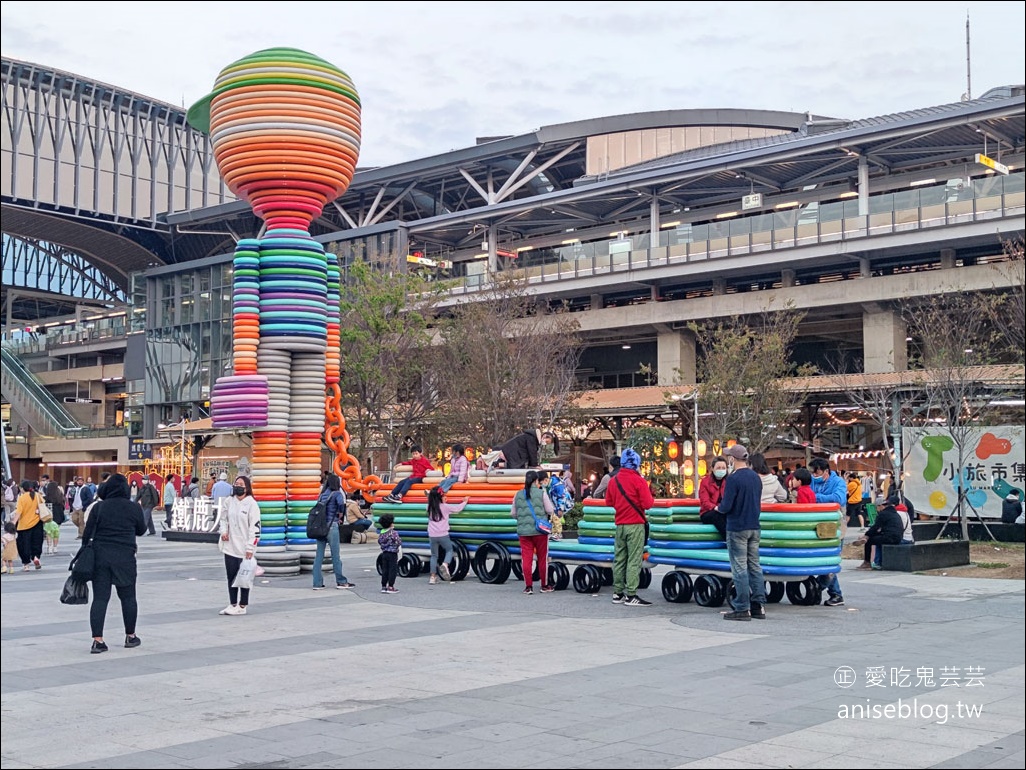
187, 49, 380, 574
371, 470, 843, 606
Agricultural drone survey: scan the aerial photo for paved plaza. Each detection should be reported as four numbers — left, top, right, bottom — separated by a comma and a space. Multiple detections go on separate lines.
1, 536, 1023, 769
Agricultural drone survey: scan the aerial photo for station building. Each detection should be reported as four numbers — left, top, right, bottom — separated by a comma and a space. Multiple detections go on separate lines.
2, 56, 1023, 484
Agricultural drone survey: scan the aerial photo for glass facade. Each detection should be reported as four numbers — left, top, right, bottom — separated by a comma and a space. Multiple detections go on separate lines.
141, 226, 407, 437
143, 257, 233, 436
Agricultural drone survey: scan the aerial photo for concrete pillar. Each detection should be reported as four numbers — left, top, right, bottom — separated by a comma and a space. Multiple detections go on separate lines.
781, 269, 796, 288
650, 195, 661, 248
859, 256, 872, 279
650, 286, 660, 301
940, 248, 956, 269
657, 328, 697, 386
858, 156, 869, 216
712, 278, 726, 296
486, 224, 498, 273
590, 293, 603, 310
863, 306, 908, 373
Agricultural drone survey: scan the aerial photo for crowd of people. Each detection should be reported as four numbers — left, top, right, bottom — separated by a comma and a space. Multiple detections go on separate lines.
5, 423, 1020, 652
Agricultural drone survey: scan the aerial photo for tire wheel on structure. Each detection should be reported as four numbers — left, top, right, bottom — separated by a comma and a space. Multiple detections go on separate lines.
572, 564, 600, 593
398, 553, 421, 579
661, 571, 693, 603
693, 574, 726, 607
451, 540, 471, 582
727, 579, 737, 606
785, 577, 823, 606
511, 560, 540, 582
600, 567, 614, 587
766, 581, 785, 604
549, 562, 570, 591
473, 541, 512, 584
638, 568, 652, 590
375, 553, 384, 576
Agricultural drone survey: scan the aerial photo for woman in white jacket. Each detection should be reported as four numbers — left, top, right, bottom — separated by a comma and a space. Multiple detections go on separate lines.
217, 475, 261, 616
750, 453, 788, 504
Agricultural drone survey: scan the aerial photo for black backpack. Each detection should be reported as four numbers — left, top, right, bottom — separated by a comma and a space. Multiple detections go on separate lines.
305, 500, 329, 540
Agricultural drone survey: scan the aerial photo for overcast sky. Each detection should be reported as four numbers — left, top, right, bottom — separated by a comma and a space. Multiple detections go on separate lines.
2, 1, 1024, 167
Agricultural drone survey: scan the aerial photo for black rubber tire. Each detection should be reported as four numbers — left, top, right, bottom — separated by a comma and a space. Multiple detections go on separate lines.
375, 552, 384, 576
766, 581, 785, 604
785, 577, 823, 606
638, 568, 652, 590
398, 553, 421, 579
600, 567, 614, 586
550, 562, 570, 591
693, 573, 726, 607
572, 564, 600, 593
511, 560, 541, 582
661, 571, 693, 603
451, 540, 471, 582
473, 541, 512, 584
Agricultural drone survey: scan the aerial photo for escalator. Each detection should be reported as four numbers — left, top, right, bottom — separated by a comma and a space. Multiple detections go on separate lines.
0, 346, 85, 438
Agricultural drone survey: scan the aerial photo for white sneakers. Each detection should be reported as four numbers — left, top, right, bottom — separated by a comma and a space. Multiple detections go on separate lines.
218, 605, 247, 615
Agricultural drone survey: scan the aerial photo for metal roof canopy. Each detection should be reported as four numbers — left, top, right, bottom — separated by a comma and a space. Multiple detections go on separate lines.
164, 95, 1024, 256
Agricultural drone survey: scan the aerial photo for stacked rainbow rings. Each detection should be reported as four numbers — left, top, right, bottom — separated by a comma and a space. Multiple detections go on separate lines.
187, 48, 362, 570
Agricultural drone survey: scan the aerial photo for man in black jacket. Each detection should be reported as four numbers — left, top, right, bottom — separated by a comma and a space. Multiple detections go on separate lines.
855, 503, 906, 570
137, 479, 161, 536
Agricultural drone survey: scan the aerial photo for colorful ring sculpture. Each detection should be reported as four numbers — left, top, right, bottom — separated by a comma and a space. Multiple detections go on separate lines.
188, 48, 382, 560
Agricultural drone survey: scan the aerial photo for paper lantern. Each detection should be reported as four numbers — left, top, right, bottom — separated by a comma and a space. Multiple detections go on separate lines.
667, 441, 679, 460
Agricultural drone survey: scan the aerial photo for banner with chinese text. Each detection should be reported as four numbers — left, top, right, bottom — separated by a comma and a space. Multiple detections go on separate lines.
903, 426, 1025, 518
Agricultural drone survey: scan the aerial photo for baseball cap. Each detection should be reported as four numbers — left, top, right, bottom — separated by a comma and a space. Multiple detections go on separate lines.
219, 472, 228, 480
724, 444, 749, 461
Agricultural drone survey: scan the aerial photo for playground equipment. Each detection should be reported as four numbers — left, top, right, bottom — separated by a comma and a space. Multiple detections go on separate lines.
371, 474, 844, 606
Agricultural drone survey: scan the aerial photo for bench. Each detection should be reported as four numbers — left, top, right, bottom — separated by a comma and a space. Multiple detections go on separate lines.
880, 539, 970, 572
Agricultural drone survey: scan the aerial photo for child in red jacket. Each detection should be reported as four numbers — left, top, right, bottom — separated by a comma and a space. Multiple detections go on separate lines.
383, 445, 434, 504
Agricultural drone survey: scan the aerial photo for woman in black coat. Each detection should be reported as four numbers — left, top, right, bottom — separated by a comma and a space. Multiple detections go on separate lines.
81, 473, 147, 654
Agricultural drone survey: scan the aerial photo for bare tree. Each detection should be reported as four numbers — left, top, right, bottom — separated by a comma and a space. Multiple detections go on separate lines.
435, 271, 581, 446
902, 291, 999, 540
337, 258, 444, 469
683, 307, 814, 454
986, 235, 1025, 360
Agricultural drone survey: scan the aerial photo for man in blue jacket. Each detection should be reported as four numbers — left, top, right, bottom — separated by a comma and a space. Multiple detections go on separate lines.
809, 457, 847, 607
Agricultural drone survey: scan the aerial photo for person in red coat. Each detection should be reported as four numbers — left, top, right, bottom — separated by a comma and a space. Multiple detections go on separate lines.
605, 448, 655, 607
698, 455, 729, 537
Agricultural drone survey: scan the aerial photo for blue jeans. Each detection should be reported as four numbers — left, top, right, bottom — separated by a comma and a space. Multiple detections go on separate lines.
726, 529, 765, 612
430, 535, 453, 575
352, 518, 372, 532
438, 476, 459, 493
817, 573, 842, 599
312, 521, 348, 587
390, 476, 423, 499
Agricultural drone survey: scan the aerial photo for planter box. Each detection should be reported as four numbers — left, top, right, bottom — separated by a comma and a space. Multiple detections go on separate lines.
880, 539, 970, 572
912, 521, 1024, 543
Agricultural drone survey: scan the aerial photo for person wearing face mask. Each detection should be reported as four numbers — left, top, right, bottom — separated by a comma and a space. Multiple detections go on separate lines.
698, 456, 729, 538
217, 476, 261, 616
807, 458, 847, 607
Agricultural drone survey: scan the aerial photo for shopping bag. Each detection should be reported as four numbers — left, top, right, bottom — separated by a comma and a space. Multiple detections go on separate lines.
232, 556, 257, 589
59, 575, 90, 605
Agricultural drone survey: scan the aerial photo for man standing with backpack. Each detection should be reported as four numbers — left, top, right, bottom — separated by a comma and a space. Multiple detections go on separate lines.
137, 478, 161, 536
